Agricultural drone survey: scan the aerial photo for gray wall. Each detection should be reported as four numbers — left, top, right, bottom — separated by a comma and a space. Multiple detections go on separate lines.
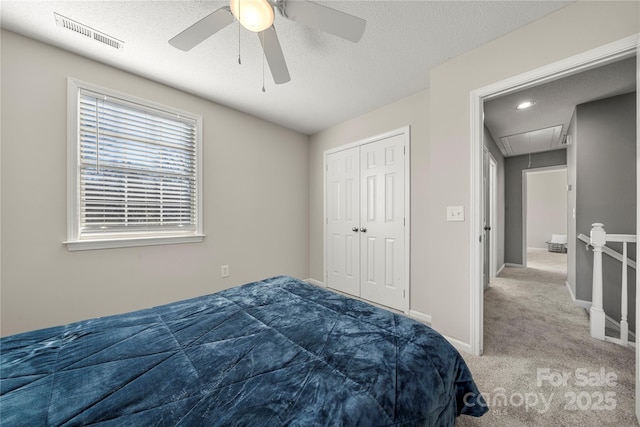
574, 92, 636, 331
504, 150, 567, 265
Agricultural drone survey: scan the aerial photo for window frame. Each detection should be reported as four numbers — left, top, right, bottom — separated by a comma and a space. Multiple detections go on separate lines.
65, 78, 204, 251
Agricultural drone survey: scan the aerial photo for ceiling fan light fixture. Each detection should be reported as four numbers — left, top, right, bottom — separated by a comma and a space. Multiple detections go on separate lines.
230, 0, 274, 33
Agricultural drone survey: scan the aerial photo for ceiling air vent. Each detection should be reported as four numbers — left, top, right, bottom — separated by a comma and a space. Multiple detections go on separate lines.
54, 13, 124, 49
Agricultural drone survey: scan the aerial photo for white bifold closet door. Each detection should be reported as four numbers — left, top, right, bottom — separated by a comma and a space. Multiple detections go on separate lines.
326, 133, 406, 311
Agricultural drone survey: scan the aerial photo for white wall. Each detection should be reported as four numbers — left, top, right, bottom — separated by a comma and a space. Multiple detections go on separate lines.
428, 1, 638, 344
526, 169, 568, 250
1, 30, 310, 336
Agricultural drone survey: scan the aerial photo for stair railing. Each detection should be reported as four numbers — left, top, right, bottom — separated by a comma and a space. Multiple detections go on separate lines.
579, 223, 636, 347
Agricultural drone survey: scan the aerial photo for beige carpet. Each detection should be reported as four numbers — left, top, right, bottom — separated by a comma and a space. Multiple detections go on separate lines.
455, 249, 636, 426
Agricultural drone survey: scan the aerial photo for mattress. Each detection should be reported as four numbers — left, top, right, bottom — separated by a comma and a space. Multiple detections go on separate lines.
0, 276, 487, 426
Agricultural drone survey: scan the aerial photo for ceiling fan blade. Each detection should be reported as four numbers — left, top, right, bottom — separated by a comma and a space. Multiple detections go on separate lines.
169, 6, 234, 51
259, 26, 291, 84
282, 0, 366, 43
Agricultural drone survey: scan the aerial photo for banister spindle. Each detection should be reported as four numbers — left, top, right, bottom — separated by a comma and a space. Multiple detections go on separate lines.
620, 241, 629, 345
590, 223, 606, 341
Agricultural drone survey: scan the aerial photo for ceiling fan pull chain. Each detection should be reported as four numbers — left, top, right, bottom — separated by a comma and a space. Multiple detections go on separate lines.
237, 0, 241, 65
237, 28, 241, 65
262, 31, 266, 93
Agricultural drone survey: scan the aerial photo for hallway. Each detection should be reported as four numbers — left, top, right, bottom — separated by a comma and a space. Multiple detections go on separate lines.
456, 249, 635, 426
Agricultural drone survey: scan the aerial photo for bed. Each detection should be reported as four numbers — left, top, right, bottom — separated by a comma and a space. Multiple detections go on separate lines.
0, 276, 487, 426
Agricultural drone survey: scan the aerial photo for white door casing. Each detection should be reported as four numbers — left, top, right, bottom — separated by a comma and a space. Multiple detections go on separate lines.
482, 148, 490, 291
324, 126, 410, 313
469, 35, 639, 364
489, 155, 498, 279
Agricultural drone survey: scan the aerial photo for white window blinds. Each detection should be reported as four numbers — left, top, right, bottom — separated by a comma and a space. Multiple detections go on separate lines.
66, 79, 203, 250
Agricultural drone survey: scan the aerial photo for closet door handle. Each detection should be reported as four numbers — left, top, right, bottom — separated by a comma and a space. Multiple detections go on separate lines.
352, 227, 359, 232
360, 227, 367, 233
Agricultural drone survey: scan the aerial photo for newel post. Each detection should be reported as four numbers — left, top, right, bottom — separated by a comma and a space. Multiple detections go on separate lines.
590, 223, 606, 341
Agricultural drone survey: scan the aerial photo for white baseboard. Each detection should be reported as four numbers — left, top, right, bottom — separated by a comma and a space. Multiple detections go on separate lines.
496, 264, 505, 276
565, 280, 577, 303
574, 299, 592, 310
574, 300, 592, 310
564, 281, 592, 310
306, 279, 474, 353
442, 334, 472, 354
409, 310, 431, 325
306, 281, 436, 329
305, 278, 325, 288
564, 280, 574, 300
504, 263, 525, 268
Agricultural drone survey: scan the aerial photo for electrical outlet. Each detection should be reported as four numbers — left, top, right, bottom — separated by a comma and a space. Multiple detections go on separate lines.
220, 265, 230, 278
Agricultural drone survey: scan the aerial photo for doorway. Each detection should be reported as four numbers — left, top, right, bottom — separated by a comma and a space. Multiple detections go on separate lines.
470, 35, 638, 357
469, 34, 639, 418
523, 166, 568, 269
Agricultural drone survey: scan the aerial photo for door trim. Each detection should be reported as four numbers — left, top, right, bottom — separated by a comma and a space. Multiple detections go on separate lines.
482, 148, 498, 289
323, 125, 411, 314
469, 34, 639, 359
489, 154, 498, 279
522, 165, 567, 267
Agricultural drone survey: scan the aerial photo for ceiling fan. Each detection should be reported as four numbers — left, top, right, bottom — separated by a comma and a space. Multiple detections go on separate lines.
168, 0, 366, 85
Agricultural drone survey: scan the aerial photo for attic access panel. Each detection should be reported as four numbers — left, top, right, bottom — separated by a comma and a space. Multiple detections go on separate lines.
499, 125, 564, 157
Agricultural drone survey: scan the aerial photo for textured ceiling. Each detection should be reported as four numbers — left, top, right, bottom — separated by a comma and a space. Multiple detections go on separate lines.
1, 0, 573, 135
484, 56, 637, 157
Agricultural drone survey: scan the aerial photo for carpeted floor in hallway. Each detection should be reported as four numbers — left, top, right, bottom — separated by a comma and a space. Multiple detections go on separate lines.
455, 249, 636, 426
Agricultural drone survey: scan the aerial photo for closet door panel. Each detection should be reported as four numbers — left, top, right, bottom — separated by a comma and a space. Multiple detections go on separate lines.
360, 136, 405, 310
326, 147, 361, 296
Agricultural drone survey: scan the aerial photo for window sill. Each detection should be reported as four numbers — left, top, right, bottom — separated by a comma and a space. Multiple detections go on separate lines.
63, 234, 205, 251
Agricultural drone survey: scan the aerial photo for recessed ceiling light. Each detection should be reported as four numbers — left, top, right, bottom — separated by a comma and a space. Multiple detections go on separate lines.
516, 101, 536, 110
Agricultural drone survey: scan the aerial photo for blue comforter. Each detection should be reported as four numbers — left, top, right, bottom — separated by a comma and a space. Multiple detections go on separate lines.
1, 276, 487, 426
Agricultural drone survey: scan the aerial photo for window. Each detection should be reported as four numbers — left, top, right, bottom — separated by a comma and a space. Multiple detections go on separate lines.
65, 79, 204, 250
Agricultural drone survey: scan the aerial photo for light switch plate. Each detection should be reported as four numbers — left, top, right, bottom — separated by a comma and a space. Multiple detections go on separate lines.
446, 206, 465, 222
